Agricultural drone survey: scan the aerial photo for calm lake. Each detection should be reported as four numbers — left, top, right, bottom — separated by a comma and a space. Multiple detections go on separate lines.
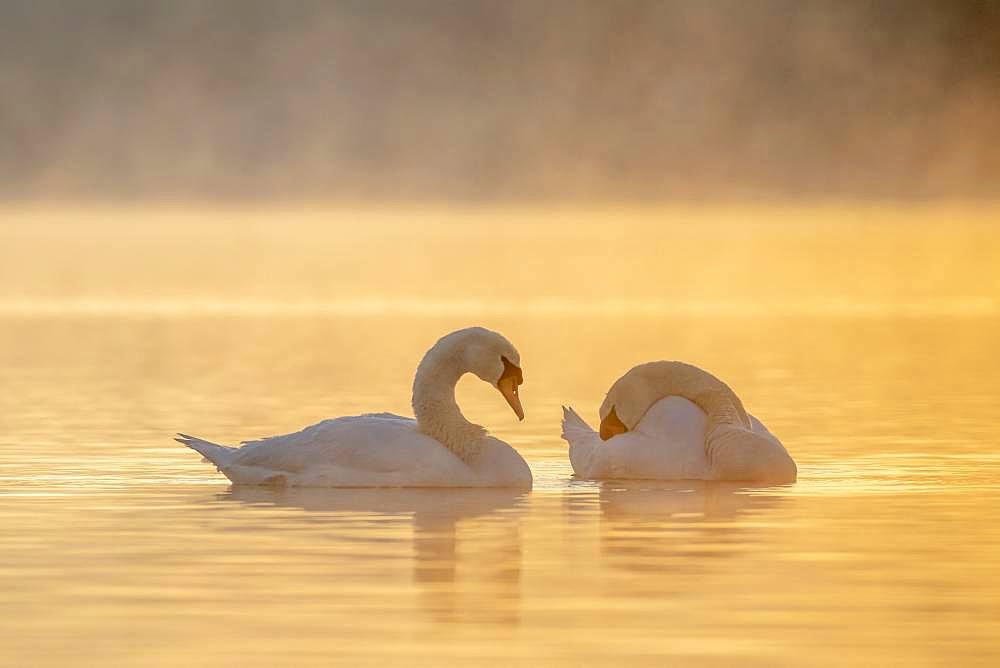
2, 205, 999, 666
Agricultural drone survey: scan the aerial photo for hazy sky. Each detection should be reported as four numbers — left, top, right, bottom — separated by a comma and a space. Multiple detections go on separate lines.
2, 1, 998, 201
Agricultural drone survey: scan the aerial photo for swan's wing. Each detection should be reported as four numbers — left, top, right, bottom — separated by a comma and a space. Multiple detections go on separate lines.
748, 414, 779, 441
236, 412, 411, 449
229, 414, 475, 485
706, 414, 797, 483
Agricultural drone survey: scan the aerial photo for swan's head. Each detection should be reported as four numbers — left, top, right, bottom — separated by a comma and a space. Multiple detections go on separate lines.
451, 327, 525, 420
598, 362, 665, 440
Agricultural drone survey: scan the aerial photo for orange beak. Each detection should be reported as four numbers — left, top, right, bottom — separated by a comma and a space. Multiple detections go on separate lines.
599, 406, 627, 440
497, 356, 524, 421
498, 375, 524, 421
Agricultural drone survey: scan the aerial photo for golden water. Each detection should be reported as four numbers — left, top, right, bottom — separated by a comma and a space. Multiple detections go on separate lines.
2, 206, 999, 666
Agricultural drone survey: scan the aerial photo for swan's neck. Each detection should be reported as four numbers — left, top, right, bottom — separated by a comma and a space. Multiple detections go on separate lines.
621, 362, 752, 433
412, 348, 487, 462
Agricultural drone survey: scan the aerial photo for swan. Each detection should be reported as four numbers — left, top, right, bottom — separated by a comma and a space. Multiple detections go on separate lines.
562, 361, 796, 483
176, 327, 532, 488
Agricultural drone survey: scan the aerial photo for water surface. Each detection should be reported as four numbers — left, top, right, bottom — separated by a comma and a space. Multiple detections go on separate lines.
2, 207, 999, 666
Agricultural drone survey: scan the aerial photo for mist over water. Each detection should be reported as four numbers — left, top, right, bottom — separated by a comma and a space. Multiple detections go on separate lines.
2, 1, 998, 201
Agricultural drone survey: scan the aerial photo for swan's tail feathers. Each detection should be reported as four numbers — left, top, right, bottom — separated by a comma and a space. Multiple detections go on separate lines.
175, 433, 236, 469
561, 406, 596, 444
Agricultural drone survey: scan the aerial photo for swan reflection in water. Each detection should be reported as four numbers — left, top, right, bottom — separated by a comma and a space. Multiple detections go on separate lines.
219, 486, 527, 626
575, 480, 789, 584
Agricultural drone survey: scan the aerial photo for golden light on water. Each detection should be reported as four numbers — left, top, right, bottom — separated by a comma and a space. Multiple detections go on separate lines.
2, 204, 1000, 666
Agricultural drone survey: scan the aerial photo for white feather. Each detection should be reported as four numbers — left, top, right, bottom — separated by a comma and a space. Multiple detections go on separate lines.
176, 328, 532, 488
561, 396, 791, 482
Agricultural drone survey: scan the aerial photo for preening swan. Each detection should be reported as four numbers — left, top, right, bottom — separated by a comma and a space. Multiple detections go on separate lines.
177, 327, 532, 488
562, 361, 796, 483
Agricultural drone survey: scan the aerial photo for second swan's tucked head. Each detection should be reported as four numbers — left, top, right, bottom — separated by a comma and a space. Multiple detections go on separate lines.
598, 362, 672, 440
422, 326, 525, 420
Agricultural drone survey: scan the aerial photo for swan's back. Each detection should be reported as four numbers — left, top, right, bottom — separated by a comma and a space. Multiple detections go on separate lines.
602, 397, 710, 479
181, 413, 479, 487
563, 396, 790, 481
628, 397, 711, 477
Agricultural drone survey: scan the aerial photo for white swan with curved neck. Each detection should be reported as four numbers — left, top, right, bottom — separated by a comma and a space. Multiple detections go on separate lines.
562, 361, 796, 484
176, 327, 532, 488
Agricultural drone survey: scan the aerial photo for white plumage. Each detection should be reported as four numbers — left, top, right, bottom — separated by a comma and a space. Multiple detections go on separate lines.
177, 328, 532, 488
562, 396, 795, 482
